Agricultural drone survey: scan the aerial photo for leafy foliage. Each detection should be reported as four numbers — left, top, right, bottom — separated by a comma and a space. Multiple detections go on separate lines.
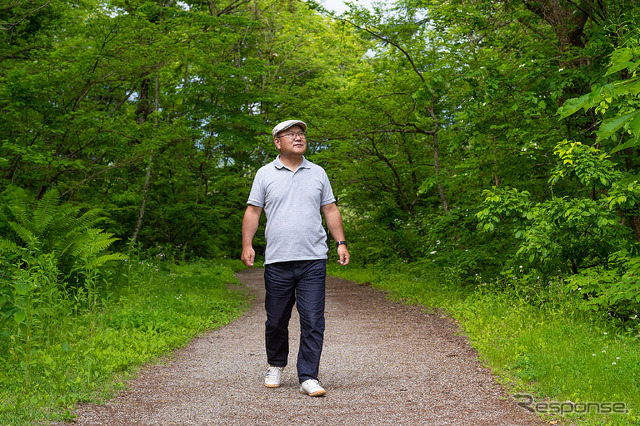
477, 140, 639, 320
566, 249, 640, 319
558, 38, 640, 150
0, 186, 125, 283
0, 185, 127, 396
0, 258, 248, 424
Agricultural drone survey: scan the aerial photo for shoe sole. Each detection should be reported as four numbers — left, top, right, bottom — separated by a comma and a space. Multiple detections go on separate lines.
265, 383, 280, 388
300, 388, 326, 397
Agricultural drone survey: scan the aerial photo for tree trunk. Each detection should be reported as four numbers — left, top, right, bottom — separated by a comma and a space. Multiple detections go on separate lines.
521, 0, 588, 52
432, 131, 450, 214
630, 216, 640, 244
131, 72, 159, 244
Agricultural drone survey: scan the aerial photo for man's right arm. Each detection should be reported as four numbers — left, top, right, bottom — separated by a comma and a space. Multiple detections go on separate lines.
241, 204, 263, 267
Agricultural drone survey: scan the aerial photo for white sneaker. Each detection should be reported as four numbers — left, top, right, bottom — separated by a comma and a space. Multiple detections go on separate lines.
299, 379, 326, 397
265, 366, 284, 388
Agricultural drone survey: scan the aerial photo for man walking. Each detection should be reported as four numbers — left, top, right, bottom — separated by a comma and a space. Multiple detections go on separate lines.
241, 119, 350, 397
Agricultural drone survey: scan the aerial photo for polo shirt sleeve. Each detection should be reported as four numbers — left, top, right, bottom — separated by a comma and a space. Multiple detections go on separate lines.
247, 170, 265, 208
320, 170, 336, 206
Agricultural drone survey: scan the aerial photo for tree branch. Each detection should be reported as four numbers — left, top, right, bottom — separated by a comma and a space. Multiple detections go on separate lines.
361, 25, 425, 83
2, 0, 51, 32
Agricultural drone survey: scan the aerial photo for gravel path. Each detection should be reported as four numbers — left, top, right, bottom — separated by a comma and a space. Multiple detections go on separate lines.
70, 268, 543, 425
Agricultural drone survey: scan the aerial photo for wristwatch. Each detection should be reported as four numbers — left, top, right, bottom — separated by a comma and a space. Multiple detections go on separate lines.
336, 241, 347, 248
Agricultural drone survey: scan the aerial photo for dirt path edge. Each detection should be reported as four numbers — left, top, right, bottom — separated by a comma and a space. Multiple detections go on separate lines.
66, 268, 544, 425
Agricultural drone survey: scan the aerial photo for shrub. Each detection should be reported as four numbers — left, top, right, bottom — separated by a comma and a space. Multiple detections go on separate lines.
0, 186, 125, 287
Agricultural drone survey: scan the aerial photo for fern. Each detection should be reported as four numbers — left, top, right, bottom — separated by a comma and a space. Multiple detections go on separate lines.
77, 253, 128, 272
7, 221, 39, 250
0, 238, 22, 257
32, 189, 59, 236
1, 185, 124, 287
2, 187, 30, 229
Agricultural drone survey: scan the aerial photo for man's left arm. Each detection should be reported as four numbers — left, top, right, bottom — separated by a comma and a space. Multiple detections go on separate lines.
321, 202, 350, 266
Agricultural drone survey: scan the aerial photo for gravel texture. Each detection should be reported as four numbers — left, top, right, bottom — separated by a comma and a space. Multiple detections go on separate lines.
69, 268, 544, 425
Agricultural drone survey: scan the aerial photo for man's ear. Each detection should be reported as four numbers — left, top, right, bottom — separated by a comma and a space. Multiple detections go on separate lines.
274, 137, 281, 150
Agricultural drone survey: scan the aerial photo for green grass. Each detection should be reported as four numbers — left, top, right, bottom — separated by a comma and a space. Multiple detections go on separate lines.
328, 262, 640, 425
0, 259, 250, 425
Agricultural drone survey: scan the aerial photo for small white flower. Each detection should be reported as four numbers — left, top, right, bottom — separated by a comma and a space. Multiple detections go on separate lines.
604, 332, 608, 335
612, 362, 617, 365
430, 251, 437, 254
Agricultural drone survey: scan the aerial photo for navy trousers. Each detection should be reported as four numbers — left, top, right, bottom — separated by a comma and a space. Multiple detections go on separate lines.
264, 259, 326, 383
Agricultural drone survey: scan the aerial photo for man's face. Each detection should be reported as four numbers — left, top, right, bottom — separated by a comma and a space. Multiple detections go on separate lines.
275, 125, 307, 156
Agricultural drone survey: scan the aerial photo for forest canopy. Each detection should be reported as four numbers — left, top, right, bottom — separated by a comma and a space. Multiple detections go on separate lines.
2, 0, 640, 321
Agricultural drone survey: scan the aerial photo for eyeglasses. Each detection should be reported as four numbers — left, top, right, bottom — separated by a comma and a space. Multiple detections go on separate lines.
278, 132, 306, 139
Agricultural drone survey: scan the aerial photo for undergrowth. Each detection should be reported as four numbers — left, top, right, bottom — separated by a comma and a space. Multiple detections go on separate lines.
0, 258, 249, 425
328, 261, 640, 425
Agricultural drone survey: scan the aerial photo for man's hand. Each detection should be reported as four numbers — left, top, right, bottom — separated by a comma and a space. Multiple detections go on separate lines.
337, 244, 350, 266
322, 202, 350, 266
241, 247, 256, 267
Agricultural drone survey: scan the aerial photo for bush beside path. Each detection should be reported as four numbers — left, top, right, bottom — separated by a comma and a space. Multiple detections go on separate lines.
69, 268, 542, 425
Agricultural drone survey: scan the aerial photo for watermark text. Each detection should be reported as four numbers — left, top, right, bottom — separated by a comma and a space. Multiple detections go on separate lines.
514, 394, 628, 415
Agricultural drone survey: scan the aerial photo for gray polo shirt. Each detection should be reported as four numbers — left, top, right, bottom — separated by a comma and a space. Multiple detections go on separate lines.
247, 156, 336, 265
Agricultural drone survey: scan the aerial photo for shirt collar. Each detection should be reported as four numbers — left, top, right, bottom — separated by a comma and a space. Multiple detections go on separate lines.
274, 155, 309, 170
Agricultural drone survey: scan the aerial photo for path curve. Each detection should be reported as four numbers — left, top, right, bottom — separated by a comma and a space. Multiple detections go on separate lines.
70, 268, 542, 425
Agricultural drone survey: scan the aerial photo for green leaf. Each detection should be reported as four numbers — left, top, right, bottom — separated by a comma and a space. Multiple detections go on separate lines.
610, 138, 640, 154
629, 113, 640, 138
14, 279, 28, 295
417, 176, 436, 194
14, 308, 26, 324
605, 61, 636, 76
596, 110, 640, 142
625, 79, 640, 97
558, 93, 590, 119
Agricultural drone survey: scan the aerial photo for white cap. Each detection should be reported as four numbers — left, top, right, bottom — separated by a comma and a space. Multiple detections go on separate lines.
272, 119, 307, 137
